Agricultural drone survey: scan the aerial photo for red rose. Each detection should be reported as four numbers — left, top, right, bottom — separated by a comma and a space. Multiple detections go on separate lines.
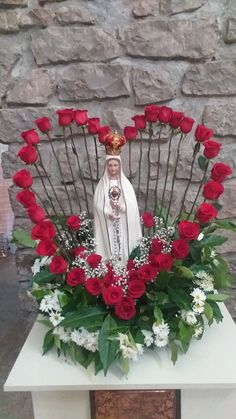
31, 220, 56, 240
57, 109, 74, 126
21, 129, 40, 145
138, 264, 158, 282
36, 239, 57, 256
27, 204, 46, 223
66, 215, 81, 231
170, 111, 184, 129
103, 285, 123, 305
85, 277, 102, 296
103, 270, 114, 287
151, 253, 174, 272
128, 269, 139, 281
98, 126, 110, 144
211, 163, 233, 183
17, 145, 38, 165
128, 279, 146, 299
203, 181, 224, 200
88, 118, 100, 134
178, 220, 200, 241
13, 169, 33, 188
73, 109, 88, 126
49, 255, 68, 274
142, 212, 154, 228
180, 116, 195, 134
66, 267, 85, 287
195, 125, 214, 143
203, 140, 222, 159
151, 238, 163, 255
132, 114, 146, 130
87, 253, 102, 269
115, 296, 136, 320
171, 239, 189, 260
124, 126, 138, 141
34, 117, 51, 133
127, 258, 135, 270
196, 202, 218, 224
144, 104, 159, 123
16, 189, 36, 208
158, 106, 173, 123
70, 246, 86, 258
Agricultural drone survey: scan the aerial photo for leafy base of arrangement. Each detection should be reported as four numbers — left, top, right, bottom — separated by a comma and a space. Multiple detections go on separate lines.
12, 106, 235, 375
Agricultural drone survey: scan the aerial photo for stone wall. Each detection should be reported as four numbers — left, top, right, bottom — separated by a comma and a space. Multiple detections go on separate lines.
1, 0, 236, 313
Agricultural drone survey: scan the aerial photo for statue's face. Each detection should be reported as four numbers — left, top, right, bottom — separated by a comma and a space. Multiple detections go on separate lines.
107, 159, 120, 178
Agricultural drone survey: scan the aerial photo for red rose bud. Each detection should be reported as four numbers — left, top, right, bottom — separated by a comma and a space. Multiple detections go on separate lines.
17, 145, 38, 165
196, 202, 218, 224
57, 109, 74, 126
195, 125, 214, 143
203, 180, 224, 200
142, 212, 154, 228
13, 169, 33, 188
203, 140, 222, 159
144, 104, 159, 123
36, 239, 57, 256
158, 106, 173, 123
151, 253, 174, 272
21, 129, 40, 145
85, 277, 102, 296
87, 253, 102, 269
211, 162, 233, 183
66, 267, 85, 287
128, 279, 146, 299
151, 238, 163, 255
49, 255, 68, 274
132, 114, 146, 130
138, 263, 158, 282
124, 126, 138, 141
16, 189, 36, 208
70, 246, 86, 258
98, 126, 110, 144
115, 296, 136, 320
171, 239, 190, 260
66, 215, 81, 231
31, 220, 56, 240
34, 117, 51, 133
27, 204, 46, 223
180, 116, 195, 134
178, 220, 200, 241
103, 285, 123, 305
88, 118, 100, 134
73, 109, 88, 126
169, 111, 184, 129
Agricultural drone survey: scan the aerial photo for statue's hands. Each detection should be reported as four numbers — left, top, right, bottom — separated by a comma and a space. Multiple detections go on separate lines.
106, 212, 120, 222
110, 200, 121, 211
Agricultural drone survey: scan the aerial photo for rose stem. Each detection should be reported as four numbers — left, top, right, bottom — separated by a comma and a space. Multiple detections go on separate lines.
137, 131, 143, 204
93, 135, 99, 181
166, 132, 185, 226
187, 161, 210, 219
160, 128, 174, 217
144, 124, 153, 212
69, 126, 90, 217
82, 126, 94, 194
153, 125, 163, 216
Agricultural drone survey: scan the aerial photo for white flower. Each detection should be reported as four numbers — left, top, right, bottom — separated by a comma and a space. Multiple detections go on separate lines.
181, 310, 197, 325
40, 256, 52, 267
71, 328, 99, 352
141, 330, 154, 347
117, 333, 143, 361
197, 232, 204, 241
193, 325, 203, 338
210, 250, 217, 259
40, 295, 55, 313
49, 312, 65, 327
213, 259, 219, 267
83, 331, 99, 352
32, 258, 41, 276
120, 345, 139, 361
152, 320, 170, 338
71, 327, 88, 346
117, 333, 130, 347
53, 326, 71, 343
195, 271, 214, 292
136, 343, 144, 356
154, 335, 168, 348
193, 302, 205, 314
191, 288, 206, 303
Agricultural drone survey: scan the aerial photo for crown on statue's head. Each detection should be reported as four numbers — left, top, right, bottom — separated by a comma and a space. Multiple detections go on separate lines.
104, 131, 126, 155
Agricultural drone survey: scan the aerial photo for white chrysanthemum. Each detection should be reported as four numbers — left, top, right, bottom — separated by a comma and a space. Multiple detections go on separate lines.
71, 327, 88, 346
120, 345, 139, 361
154, 334, 168, 348
181, 310, 197, 325
53, 326, 71, 343
40, 256, 52, 267
71, 328, 98, 352
83, 331, 99, 352
152, 320, 170, 337
32, 258, 41, 276
40, 295, 55, 313
136, 343, 144, 356
141, 330, 154, 347
193, 302, 205, 314
197, 232, 204, 241
210, 250, 217, 259
193, 325, 204, 338
195, 271, 214, 292
117, 333, 130, 347
191, 288, 206, 303
49, 312, 65, 327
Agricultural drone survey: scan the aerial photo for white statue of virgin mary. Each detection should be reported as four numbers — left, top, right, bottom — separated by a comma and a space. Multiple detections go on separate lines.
93, 133, 142, 263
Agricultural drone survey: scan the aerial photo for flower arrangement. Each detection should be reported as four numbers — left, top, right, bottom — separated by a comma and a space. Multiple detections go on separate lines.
12, 105, 235, 375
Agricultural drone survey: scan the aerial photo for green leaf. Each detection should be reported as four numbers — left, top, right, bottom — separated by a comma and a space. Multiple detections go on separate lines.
169, 340, 179, 364
120, 357, 129, 375
42, 329, 54, 355
60, 307, 107, 330
177, 265, 194, 279
213, 219, 236, 232
198, 155, 208, 170
94, 352, 103, 375
153, 307, 163, 322
194, 235, 227, 248
189, 244, 202, 262
31, 268, 56, 286
212, 202, 223, 212
206, 293, 229, 302
204, 302, 213, 323
11, 229, 36, 248
179, 320, 194, 345
129, 245, 141, 260
169, 288, 192, 310
37, 318, 52, 328
58, 293, 70, 308
98, 315, 119, 375
207, 300, 223, 323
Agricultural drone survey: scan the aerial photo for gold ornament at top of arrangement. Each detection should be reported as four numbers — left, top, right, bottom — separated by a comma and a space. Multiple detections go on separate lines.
105, 131, 126, 155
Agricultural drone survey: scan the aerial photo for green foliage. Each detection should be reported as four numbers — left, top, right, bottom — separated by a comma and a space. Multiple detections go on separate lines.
12, 229, 36, 248
43, 329, 54, 355
98, 315, 119, 375
194, 234, 227, 248
169, 288, 192, 310
198, 156, 208, 170
60, 307, 107, 330
30, 268, 56, 286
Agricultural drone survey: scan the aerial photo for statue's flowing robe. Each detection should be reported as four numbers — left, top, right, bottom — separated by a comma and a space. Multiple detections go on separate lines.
93, 155, 142, 262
